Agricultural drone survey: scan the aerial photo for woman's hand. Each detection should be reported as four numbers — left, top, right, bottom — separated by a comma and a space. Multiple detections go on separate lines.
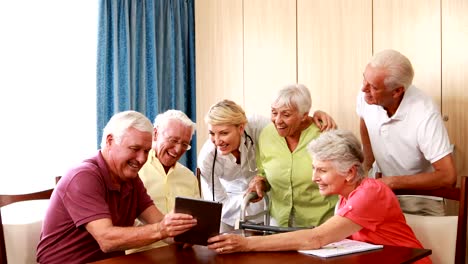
207, 233, 248, 254
312, 110, 337, 131
246, 175, 269, 203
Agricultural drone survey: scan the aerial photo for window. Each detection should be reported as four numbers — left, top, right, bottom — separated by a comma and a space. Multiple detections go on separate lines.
0, 1, 97, 193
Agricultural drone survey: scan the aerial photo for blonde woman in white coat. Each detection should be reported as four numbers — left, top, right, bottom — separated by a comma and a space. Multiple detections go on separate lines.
197, 99, 336, 232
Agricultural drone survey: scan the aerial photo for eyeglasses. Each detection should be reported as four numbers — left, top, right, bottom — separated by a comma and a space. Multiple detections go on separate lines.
166, 137, 191, 150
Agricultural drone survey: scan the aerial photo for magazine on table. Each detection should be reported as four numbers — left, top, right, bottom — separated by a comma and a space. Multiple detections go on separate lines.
298, 239, 383, 258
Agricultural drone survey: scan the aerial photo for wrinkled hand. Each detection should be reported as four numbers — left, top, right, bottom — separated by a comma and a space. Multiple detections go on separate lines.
375, 173, 398, 190
246, 175, 267, 203
312, 110, 337, 131
207, 234, 248, 254
376, 174, 396, 189
158, 211, 197, 239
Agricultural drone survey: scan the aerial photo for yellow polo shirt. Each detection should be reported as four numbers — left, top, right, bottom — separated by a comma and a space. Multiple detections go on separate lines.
127, 149, 200, 253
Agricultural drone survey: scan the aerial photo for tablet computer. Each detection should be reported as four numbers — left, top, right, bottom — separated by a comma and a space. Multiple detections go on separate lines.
174, 196, 222, 246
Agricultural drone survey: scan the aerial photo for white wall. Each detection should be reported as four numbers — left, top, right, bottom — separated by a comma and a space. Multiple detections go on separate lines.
0, 1, 98, 193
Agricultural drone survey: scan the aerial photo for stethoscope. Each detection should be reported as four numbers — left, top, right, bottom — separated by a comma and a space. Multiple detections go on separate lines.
211, 130, 257, 201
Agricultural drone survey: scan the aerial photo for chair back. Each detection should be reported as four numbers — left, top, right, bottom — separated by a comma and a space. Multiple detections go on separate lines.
196, 168, 202, 194
0, 188, 54, 264
394, 176, 467, 264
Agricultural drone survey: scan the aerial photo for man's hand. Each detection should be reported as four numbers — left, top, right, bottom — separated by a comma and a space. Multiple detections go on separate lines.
375, 173, 398, 189
157, 212, 197, 239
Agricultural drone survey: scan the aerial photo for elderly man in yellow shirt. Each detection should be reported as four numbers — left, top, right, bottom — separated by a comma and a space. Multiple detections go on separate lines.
127, 110, 200, 254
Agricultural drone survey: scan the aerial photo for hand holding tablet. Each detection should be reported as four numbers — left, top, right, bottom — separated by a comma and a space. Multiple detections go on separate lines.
174, 196, 223, 246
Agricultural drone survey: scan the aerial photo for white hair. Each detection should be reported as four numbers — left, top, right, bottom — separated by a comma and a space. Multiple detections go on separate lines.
271, 84, 312, 115
307, 130, 365, 183
369, 49, 414, 91
154, 109, 196, 135
100, 110, 153, 149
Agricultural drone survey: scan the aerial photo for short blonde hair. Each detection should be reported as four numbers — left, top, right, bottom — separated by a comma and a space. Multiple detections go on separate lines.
271, 84, 312, 115
205, 99, 247, 126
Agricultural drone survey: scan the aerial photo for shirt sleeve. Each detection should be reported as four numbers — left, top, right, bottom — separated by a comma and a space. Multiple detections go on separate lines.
336, 181, 390, 232
247, 114, 270, 143
134, 177, 155, 217
417, 111, 453, 163
63, 170, 111, 227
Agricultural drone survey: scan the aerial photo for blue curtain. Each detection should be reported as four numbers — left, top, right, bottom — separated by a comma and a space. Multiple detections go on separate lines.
96, 0, 196, 170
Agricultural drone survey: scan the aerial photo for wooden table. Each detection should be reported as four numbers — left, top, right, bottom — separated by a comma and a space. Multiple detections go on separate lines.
90, 244, 431, 264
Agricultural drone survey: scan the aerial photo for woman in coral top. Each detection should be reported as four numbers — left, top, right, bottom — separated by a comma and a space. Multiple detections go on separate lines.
207, 129, 430, 264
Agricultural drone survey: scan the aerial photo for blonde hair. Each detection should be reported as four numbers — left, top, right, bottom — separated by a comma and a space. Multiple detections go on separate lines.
205, 99, 247, 126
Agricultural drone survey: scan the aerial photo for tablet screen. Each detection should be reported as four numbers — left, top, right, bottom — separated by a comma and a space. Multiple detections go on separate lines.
174, 196, 222, 245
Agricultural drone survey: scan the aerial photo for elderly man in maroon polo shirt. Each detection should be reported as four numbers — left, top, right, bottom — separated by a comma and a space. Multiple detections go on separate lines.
36, 111, 197, 264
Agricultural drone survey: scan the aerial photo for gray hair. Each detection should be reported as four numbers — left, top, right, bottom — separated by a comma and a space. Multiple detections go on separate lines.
154, 109, 196, 135
100, 110, 153, 149
369, 49, 414, 91
271, 84, 312, 115
205, 99, 247, 126
307, 130, 365, 182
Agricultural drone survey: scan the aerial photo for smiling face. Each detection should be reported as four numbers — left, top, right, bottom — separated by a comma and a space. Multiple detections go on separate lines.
153, 119, 193, 170
105, 127, 152, 182
270, 105, 307, 138
312, 159, 351, 197
361, 64, 396, 107
208, 123, 244, 156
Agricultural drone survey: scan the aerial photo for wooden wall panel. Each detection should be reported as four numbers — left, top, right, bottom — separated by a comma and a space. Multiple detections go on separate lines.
195, 0, 244, 151
373, 0, 441, 105
442, 0, 468, 178
243, 0, 297, 117
195, 0, 468, 189
297, 0, 372, 137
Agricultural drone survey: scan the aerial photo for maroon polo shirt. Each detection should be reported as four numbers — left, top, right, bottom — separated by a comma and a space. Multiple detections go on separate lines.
36, 151, 154, 264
